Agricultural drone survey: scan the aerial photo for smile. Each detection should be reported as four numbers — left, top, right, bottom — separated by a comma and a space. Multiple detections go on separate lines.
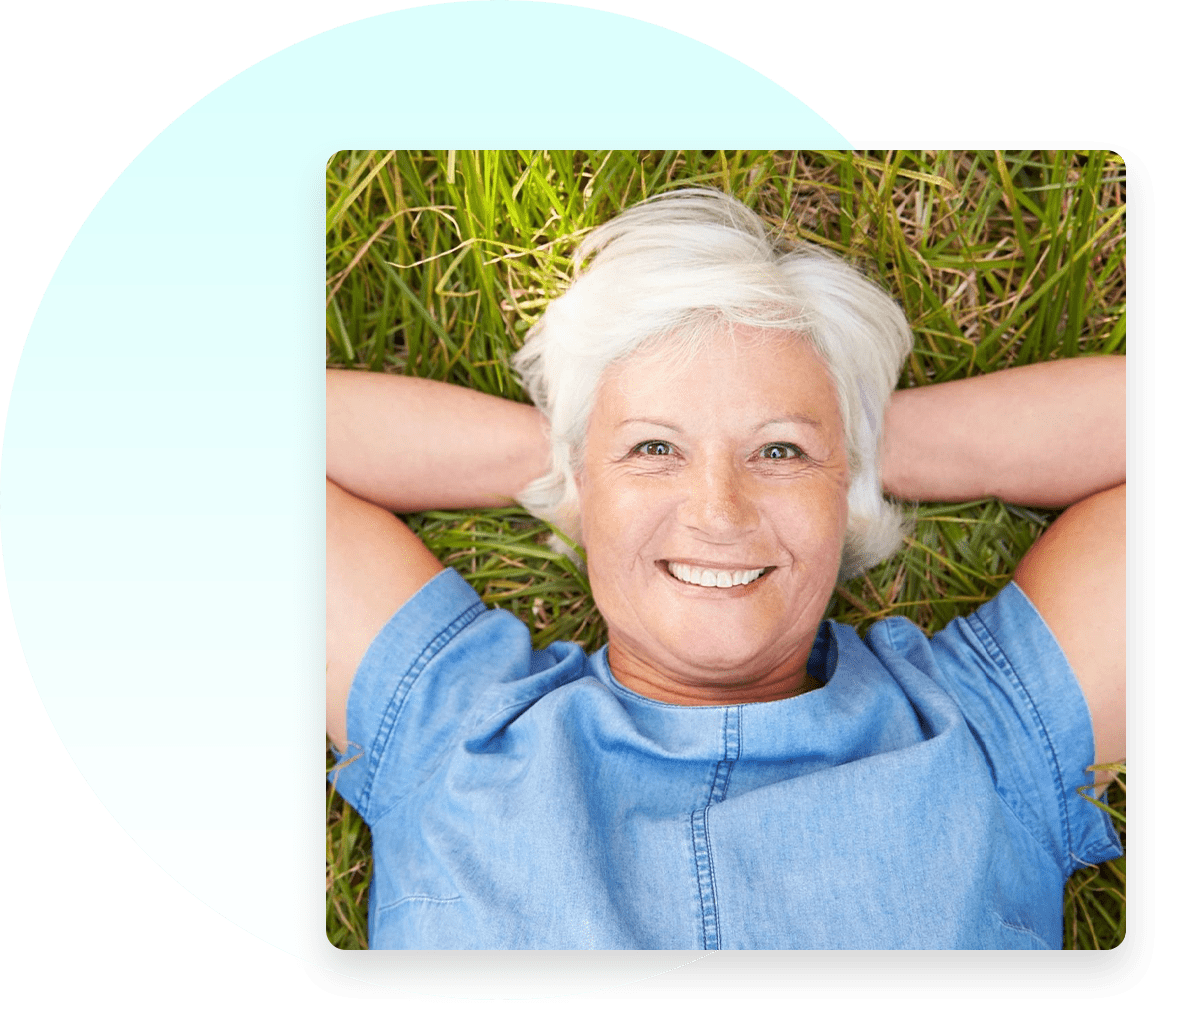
665, 561, 770, 588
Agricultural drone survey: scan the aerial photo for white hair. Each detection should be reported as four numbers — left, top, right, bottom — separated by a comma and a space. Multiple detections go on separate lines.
512, 189, 913, 580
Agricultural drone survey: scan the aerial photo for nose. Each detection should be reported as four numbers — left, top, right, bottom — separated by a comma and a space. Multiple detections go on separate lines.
675, 455, 759, 540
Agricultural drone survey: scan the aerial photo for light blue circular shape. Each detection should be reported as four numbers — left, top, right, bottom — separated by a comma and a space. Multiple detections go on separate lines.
1, 1, 844, 987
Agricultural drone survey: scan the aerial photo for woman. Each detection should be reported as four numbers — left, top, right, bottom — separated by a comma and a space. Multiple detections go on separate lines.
326, 189, 1124, 949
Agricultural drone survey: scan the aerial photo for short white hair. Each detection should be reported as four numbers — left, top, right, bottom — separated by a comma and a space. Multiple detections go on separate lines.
512, 189, 913, 580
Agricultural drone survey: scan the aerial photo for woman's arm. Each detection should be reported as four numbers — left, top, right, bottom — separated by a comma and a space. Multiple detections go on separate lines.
327, 369, 552, 513
1013, 483, 1125, 769
881, 356, 1124, 507
881, 355, 1125, 769
326, 369, 552, 748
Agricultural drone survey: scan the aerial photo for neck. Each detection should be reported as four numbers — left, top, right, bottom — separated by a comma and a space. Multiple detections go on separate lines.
605, 638, 822, 706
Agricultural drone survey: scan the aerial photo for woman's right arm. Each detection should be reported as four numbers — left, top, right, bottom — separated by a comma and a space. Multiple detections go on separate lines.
326, 369, 551, 750
326, 369, 551, 513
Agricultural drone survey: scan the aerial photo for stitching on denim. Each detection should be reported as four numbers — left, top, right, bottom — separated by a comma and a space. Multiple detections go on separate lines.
690, 811, 710, 949
886, 603, 1082, 878
726, 706, 742, 799
690, 707, 741, 949
357, 599, 486, 818
695, 705, 733, 952
470, 680, 576, 733
704, 806, 721, 947
713, 706, 740, 802
377, 893, 463, 914
967, 605, 1073, 877
996, 917, 1050, 946
690, 806, 721, 950
365, 666, 579, 828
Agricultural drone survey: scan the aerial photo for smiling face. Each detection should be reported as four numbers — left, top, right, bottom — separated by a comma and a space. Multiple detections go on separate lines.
577, 326, 850, 705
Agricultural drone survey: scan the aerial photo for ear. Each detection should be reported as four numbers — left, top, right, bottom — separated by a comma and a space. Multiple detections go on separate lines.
559, 495, 583, 546
563, 448, 586, 548
545, 496, 585, 569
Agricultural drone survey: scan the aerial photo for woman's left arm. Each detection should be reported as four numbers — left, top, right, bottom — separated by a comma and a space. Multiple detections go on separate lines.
881, 356, 1125, 767
882, 356, 1123, 508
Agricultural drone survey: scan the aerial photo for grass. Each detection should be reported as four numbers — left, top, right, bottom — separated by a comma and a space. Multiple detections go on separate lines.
325, 150, 1126, 950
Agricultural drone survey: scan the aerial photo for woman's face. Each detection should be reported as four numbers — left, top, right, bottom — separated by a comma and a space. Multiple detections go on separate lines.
577, 327, 850, 705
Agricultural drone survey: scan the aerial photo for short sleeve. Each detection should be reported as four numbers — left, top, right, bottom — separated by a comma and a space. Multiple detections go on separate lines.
327, 567, 539, 823
916, 581, 1122, 875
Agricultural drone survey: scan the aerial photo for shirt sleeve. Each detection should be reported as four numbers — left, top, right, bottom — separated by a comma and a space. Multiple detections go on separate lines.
327, 567, 531, 823
920, 581, 1122, 876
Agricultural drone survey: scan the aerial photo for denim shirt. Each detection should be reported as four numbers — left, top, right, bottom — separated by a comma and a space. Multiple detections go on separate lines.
330, 569, 1121, 950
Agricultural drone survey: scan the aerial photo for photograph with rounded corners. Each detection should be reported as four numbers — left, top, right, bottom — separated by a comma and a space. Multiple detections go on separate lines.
325, 151, 1125, 950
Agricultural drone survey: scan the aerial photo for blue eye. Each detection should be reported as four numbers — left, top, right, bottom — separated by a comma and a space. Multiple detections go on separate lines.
759, 443, 804, 460
634, 441, 674, 456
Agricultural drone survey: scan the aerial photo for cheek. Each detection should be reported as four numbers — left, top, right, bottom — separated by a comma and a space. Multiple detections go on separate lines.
770, 484, 848, 551
822, 489, 850, 545
580, 480, 667, 570
576, 478, 621, 563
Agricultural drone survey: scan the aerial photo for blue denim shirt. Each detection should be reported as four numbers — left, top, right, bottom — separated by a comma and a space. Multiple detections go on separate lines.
330, 569, 1120, 949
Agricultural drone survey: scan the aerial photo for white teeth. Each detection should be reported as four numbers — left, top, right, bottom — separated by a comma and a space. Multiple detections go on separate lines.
667, 562, 767, 587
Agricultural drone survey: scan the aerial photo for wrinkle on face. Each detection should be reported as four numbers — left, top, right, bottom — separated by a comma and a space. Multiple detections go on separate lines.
577, 325, 849, 705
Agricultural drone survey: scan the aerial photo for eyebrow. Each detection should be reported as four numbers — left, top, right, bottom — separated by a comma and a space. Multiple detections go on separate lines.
617, 414, 824, 432
753, 414, 823, 431
616, 417, 684, 432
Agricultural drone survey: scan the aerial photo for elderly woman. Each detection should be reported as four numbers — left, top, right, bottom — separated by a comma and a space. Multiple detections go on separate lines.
326, 190, 1124, 950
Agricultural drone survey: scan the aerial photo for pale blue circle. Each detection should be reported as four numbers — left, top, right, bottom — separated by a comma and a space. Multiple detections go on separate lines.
1, 1, 843, 985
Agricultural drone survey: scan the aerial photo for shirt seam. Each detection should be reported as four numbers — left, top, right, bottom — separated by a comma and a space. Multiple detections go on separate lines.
356, 598, 487, 819
996, 916, 1050, 946
881, 609, 1067, 881
965, 604, 1075, 878
376, 893, 463, 915
691, 706, 740, 949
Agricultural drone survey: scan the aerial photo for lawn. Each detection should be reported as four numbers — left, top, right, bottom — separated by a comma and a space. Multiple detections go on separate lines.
326, 150, 1125, 950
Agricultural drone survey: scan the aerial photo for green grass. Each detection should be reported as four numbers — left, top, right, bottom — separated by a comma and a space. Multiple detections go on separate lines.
325, 151, 1126, 950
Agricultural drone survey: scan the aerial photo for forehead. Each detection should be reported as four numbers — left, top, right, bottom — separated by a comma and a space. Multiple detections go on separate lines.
594, 326, 840, 425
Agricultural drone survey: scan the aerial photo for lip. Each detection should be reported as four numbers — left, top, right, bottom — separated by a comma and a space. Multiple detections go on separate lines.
662, 557, 771, 570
